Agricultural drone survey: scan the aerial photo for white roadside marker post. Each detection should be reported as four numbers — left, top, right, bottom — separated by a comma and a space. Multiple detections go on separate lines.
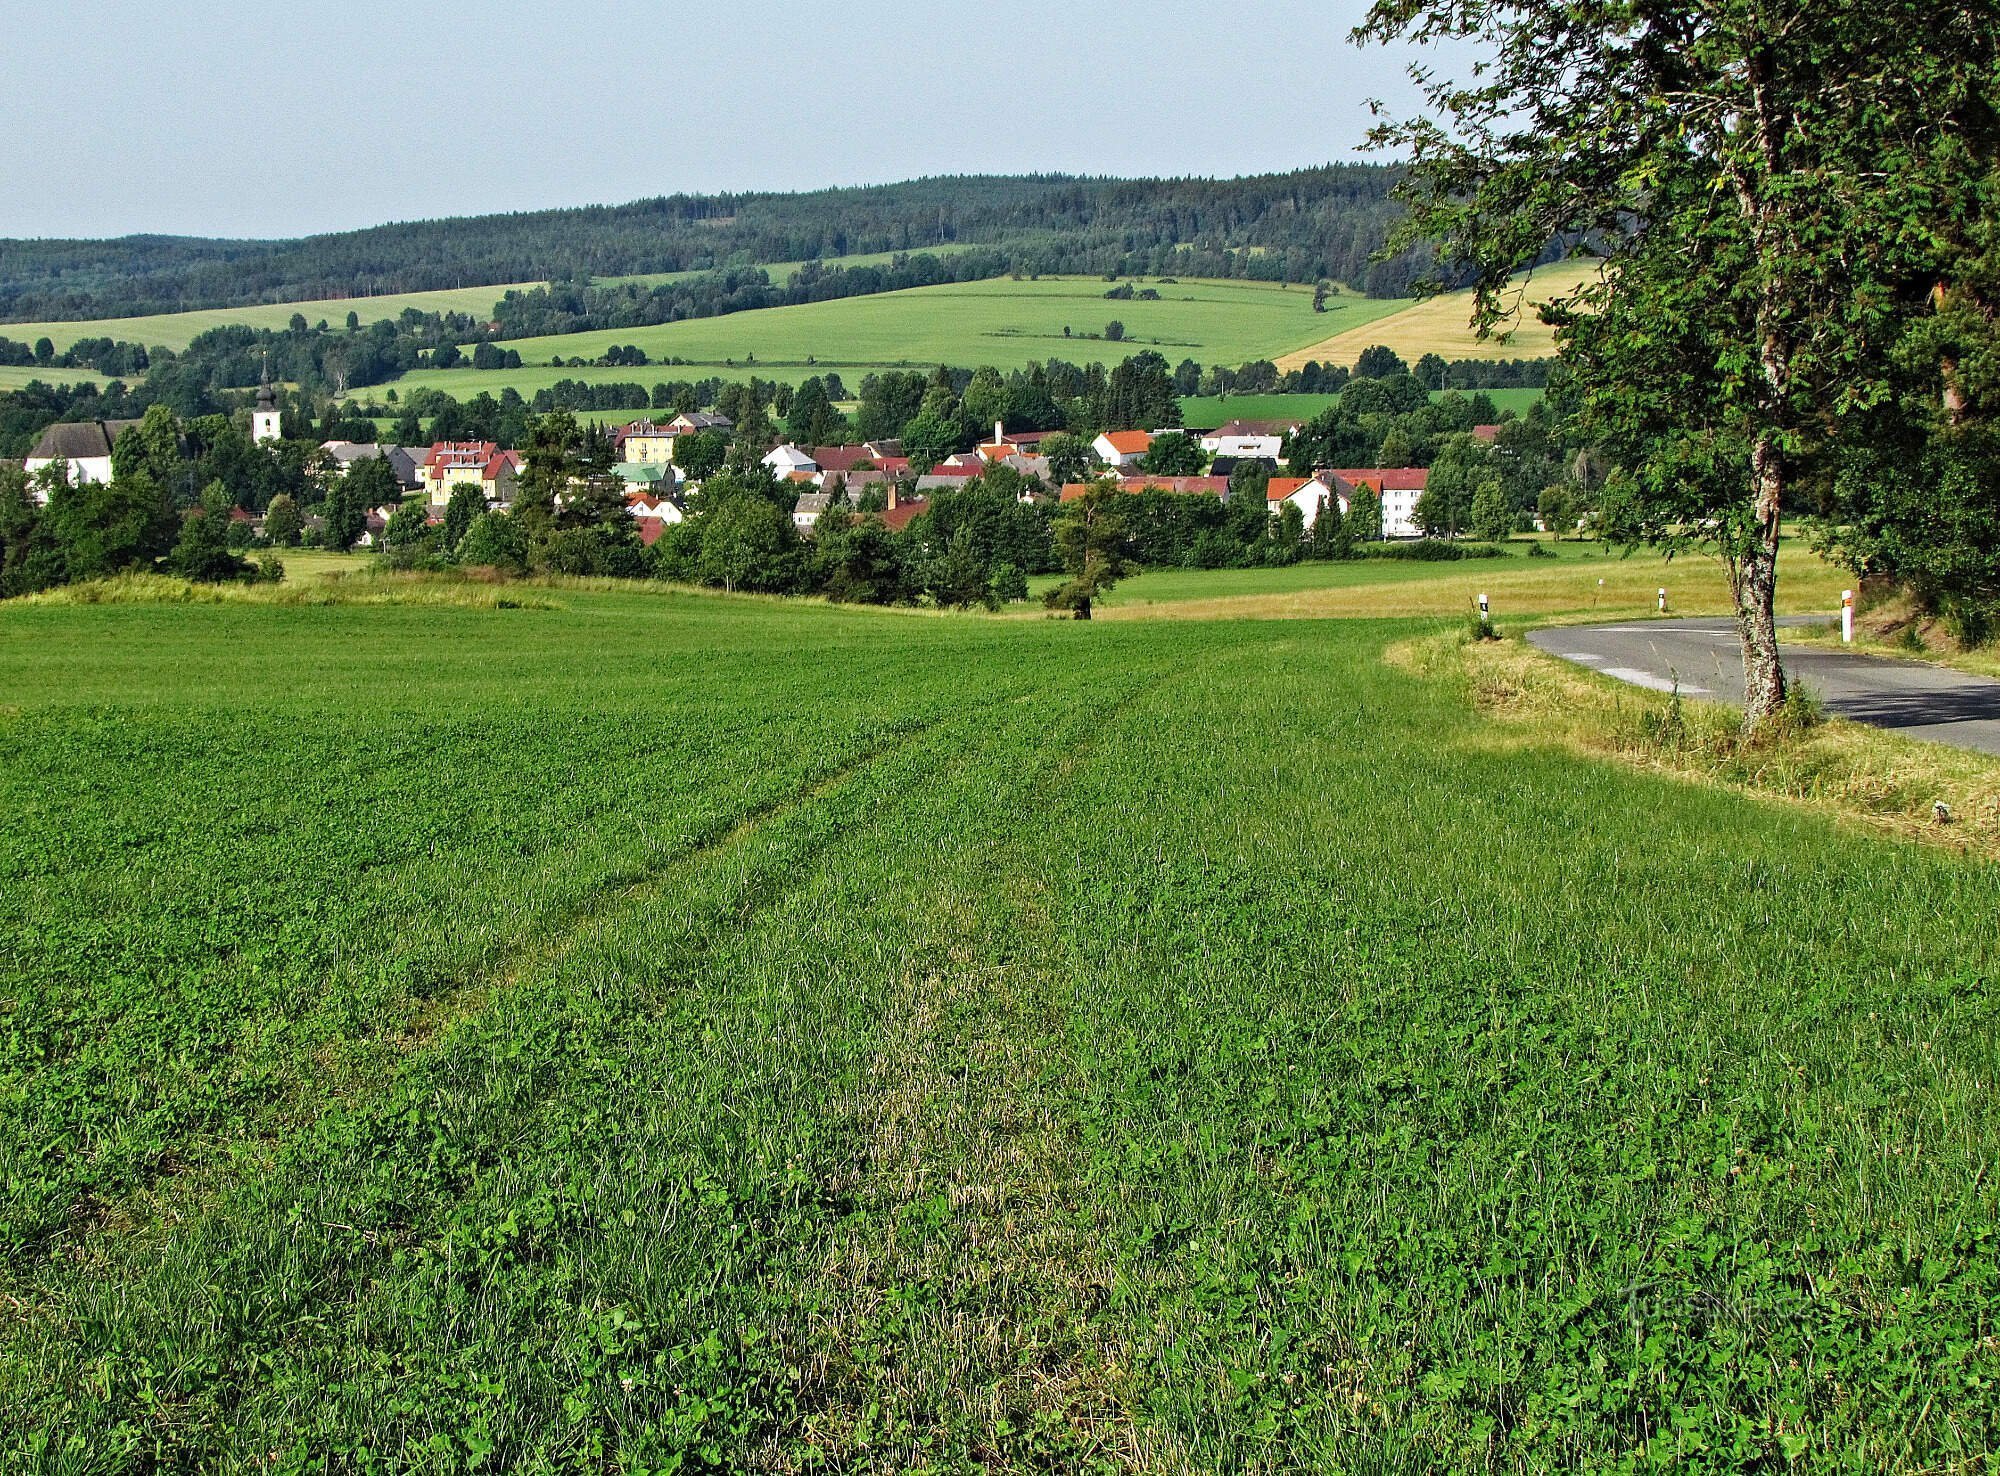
1658, 587, 1667, 613
1842, 590, 1854, 644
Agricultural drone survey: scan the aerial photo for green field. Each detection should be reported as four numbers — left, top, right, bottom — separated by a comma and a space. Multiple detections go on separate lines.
2, 566, 1995, 1470
0, 365, 111, 392
599, 245, 987, 292
381, 277, 1409, 402
0, 284, 542, 356
1, 249, 991, 357
1175, 386, 1545, 429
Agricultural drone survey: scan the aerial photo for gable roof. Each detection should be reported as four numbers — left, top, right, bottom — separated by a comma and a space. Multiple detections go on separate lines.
1329, 467, 1429, 493
1207, 419, 1301, 439
1059, 476, 1229, 502
1096, 429, 1153, 454
27, 420, 123, 461
809, 445, 877, 473
880, 499, 927, 532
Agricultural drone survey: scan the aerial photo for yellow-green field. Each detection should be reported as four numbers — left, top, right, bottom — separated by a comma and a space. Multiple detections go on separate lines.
374, 276, 1410, 402
1, 250, 999, 357
1278, 262, 1602, 370
1, 285, 541, 356
0, 365, 112, 391
598, 245, 987, 291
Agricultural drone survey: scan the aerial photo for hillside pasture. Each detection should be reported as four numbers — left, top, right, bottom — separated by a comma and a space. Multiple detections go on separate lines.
1174, 386, 1544, 430
380, 277, 1407, 402
0, 250, 997, 358
1, 284, 542, 356
1278, 261, 1603, 371
0, 365, 112, 392
597, 244, 989, 292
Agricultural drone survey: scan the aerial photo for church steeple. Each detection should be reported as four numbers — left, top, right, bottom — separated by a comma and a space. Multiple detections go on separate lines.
252, 355, 281, 444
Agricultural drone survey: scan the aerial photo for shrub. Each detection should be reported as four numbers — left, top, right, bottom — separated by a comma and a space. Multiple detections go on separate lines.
1360, 539, 1508, 562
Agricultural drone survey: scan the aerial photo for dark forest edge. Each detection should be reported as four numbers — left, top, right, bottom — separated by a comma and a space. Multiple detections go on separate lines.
0, 168, 1446, 323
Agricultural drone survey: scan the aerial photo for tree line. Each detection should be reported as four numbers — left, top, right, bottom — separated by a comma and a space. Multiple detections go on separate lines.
0, 168, 1433, 323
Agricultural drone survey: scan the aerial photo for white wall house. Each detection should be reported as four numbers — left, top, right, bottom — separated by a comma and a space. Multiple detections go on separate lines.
1266, 475, 1348, 533
22, 420, 136, 495
1092, 430, 1152, 468
1332, 469, 1431, 538
763, 444, 819, 477
1200, 421, 1293, 461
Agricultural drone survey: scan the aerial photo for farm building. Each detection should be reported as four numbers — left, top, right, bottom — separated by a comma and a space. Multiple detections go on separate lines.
23, 419, 142, 492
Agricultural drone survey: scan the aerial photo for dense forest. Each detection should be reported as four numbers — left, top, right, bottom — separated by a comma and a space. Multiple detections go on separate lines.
0, 168, 1426, 322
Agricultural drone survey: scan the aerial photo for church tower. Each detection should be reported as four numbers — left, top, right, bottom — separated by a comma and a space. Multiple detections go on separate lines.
252, 362, 282, 444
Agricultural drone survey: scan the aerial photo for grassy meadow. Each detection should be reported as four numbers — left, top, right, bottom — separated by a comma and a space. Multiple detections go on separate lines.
0, 365, 112, 393
0, 250, 994, 357
1174, 386, 1545, 430
1, 284, 542, 356
1278, 263, 1602, 372
382, 277, 1403, 402
598, 245, 988, 292
2, 551, 1996, 1471
1077, 536, 1848, 623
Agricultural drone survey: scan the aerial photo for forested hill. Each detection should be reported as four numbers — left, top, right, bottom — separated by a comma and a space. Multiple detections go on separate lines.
0, 167, 1418, 323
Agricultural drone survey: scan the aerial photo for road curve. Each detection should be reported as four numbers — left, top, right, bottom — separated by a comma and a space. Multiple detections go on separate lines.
1526, 618, 2000, 756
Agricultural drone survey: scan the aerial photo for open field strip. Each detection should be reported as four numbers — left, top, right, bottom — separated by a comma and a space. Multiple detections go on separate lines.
1278, 262, 1602, 372
1174, 387, 1544, 430
1, 251, 998, 357
0, 284, 542, 356
597, 244, 988, 292
379, 277, 1404, 402
1, 584, 1995, 1469
1068, 539, 1849, 624
0, 365, 112, 391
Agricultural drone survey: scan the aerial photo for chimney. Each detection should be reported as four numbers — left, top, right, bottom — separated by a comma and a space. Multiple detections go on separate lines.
887, 485, 899, 511
995, 420, 1005, 445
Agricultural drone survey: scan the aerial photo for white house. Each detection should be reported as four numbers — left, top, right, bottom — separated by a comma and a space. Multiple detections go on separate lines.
1199, 420, 1295, 461
625, 493, 684, 524
1092, 430, 1152, 468
22, 420, 140, 494
1331, 468, 1431, 538
792, 492, 832, 533
1265, 474, 1348, 532
762, 444, 820, 477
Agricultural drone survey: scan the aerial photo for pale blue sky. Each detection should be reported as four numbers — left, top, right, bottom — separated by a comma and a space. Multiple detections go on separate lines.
0, 0, 1451, 241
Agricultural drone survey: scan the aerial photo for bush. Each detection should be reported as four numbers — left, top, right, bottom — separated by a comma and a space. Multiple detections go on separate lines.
1525, 540, 1556, 558
1360, 539, 1509, 562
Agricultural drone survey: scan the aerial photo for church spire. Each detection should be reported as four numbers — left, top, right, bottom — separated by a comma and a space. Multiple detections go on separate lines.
252, 353, 281, 443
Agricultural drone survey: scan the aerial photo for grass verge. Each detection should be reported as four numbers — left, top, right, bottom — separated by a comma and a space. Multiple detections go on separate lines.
1393, 628, 2000, 859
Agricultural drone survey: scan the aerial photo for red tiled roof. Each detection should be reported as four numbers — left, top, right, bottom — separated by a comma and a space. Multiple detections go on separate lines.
880, 500, 926, 531
1329, 467, 1429, 492
1471, 424, 1501, 442
1097, 430, 1152, 455
634, 516, 668, 546
1208, 419, 1301, 439
1059, 476, 1229, 502
809, 445, 877, 473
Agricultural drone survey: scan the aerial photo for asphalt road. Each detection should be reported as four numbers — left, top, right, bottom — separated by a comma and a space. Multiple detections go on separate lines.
1527, 617, 2000, 755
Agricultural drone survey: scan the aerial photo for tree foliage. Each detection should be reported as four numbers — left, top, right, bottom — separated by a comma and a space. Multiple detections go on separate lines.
1357, 0, 2000, 723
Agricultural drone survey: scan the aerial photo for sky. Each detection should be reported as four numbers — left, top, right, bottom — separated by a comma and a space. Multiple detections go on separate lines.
0, 0, 1458, 242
